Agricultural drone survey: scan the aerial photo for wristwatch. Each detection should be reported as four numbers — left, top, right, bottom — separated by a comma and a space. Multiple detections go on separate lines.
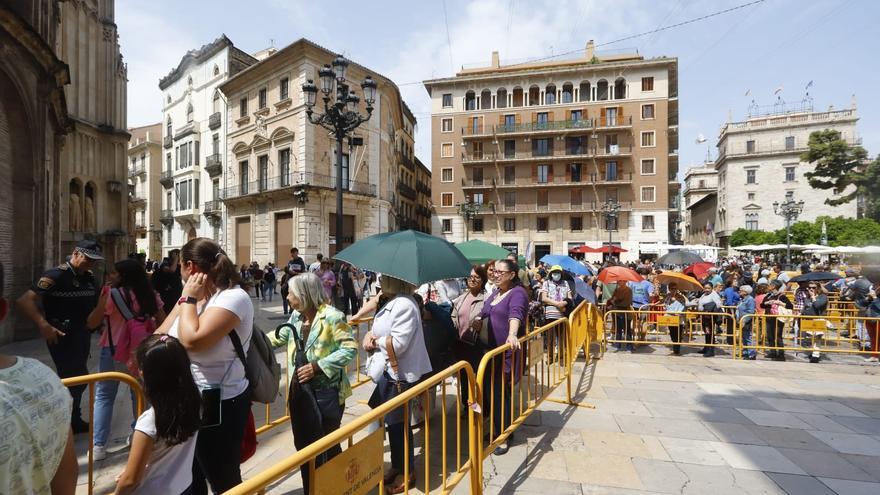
177, 296, 198, 305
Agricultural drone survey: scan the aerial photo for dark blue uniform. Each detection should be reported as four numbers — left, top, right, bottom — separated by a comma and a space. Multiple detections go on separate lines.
32, 261, 99, 423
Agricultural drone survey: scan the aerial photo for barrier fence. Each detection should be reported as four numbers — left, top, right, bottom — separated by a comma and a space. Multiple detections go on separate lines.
603, 308, 739, 355
739, 313, 880, 359
60, 372, 146, 495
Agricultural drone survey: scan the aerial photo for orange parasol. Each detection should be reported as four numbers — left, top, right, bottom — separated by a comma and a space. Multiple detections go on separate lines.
656, 271, 703, 292
597, 266, 643, 284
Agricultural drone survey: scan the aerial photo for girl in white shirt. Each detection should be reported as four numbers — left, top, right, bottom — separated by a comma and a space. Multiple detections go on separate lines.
156, 238, 254, 494
114, 334, 201, 495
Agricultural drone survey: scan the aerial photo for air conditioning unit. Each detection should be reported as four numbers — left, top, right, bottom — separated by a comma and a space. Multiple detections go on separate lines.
609, 144, 619, 155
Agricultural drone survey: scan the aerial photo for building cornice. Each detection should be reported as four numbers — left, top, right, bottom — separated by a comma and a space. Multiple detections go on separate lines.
159, 34, 257, 90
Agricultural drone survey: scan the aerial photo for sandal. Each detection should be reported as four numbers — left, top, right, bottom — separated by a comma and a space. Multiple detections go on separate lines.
383, 468, 401, 486
386, 473, 416, 494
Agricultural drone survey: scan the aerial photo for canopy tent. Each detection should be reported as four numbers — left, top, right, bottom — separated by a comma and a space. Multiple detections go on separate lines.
568, 245, 599, 254
454, 239, 512, 264
807, 246, 880, 255
591, 245, 629, 254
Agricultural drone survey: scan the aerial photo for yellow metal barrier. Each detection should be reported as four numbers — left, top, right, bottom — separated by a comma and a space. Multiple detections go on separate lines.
225, 361, 482, 495
255, 317, 375, 436
739, 313, 880, 359
62, 371, 146, 495
604, 309, 739, 355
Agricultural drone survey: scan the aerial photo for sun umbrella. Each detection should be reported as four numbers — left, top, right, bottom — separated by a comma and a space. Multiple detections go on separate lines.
540, 254, 592, 276
593, 245, 628, 254
684, 262, 715, 280
789, 271, 843, 283
572, 276, 597, 304
333, 230, 471, 285
656, 251, 704, 266
569, 245, 598, 254
656, 271, 703, 292
454, 239, 512, 265
597, 266, 643, 284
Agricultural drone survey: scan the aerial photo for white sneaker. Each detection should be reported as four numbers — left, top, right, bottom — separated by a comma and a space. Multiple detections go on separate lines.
865, 356, 879, 363
93, 445, 107, 461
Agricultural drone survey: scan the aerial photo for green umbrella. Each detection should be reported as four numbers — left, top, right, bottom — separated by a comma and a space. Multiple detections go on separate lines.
454, 239, 512, 264
334, 230, 472, 285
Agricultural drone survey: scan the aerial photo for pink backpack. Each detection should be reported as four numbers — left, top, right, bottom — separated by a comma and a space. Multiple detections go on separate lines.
109, 288, 156, 372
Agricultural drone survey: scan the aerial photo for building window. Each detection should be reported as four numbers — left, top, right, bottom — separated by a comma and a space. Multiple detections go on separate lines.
279, 149, 291, 186
441, 143, 453, 158
641, 77, 654, 91
473, 167, 484, 185
441, 118, 453, 132
441, 192, 453, 207
472, 192, 484, 205
746, 140, 756, 153
745, 213, 759, 231
504, 140, 516, 158
537, 164, 549, 184
212, 179, 220, 200
606, 216, 619, 231
571, 110, 582, 122
698, 179, 705, 188
186, 103, 193, 123
785, 166, 796, 182
258, 88, 267, 109
640, 186, 656, 203
640, 131, 655, 147
442, 219, 452, 233
257, 155, 268, 191
472, 218, 484, 232
533, 138, 550, 156
441, 168, 453, 182
503, 165, 515, 184
240, 161, 249, 194
605, 161, 618, 181
571, 189, 582, 206
503, 218, 516, 232
642, 215, 655, 231
537, 217, 549, 232
641, 104, 655, 120
747, 192, 755, 201
504, 114, 515, 130
442, 93, 453, 108
570, 163, 582, 182
504, 191, 515, 208
239, 97, 248, 117
165, 152, 171, 171
537, 190, 549, 208
785, 136, 795, 150
641, 159, 656, 175
746, 169, 756, 184
570, 216, 583, 231
280, 77, 289, 100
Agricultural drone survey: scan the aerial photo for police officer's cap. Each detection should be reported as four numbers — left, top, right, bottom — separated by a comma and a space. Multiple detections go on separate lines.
75, 240, 104, 260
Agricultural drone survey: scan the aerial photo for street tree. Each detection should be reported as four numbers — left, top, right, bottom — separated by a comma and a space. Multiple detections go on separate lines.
801, 129, 876, 219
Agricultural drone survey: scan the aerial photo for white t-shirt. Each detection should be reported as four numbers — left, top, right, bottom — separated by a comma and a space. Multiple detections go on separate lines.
169, 286, 253, 400
0, 357, 72, 494
131, 408, 198, 495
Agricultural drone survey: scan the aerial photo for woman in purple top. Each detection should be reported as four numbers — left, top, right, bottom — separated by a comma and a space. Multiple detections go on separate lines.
478, 258, 528, 455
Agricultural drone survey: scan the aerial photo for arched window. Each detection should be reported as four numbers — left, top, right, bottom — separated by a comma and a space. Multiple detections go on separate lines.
562, 83, 573, 103
186, 103, 193, 123
187, 75, 193, 86
464, 91, 476, 111
213, 64, 220, 76
545, 84, 556, 104
512, 87, 524, 107
596, 79, 609, 101
213, 90, 221, 113
579, 81, 591, 102
496, 88, 508, 109
166, 118, 172, 137
614, 77, 627, 100
528, 85, 540, 106
166, 94, 171, 104
480, 89, 492, 110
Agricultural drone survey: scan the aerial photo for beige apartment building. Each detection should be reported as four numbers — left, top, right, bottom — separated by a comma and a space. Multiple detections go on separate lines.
424, 42, 679, 262
393, 106, 432, 233
682, 163, 718, 245
218, 38, 425, 267
127, 123, 163, 259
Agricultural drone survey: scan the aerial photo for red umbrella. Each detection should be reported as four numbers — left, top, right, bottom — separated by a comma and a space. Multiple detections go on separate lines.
594, 245, 629, 254
684, 262, 715, 280
597, 266, 643, 284
569, 245, 599, 254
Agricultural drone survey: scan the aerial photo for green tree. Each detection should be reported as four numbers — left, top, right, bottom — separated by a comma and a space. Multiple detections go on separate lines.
729, 229, 779, 247
801, 129, 872, 214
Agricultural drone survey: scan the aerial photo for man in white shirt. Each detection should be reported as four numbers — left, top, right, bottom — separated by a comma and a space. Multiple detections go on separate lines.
308, 253, 323, 274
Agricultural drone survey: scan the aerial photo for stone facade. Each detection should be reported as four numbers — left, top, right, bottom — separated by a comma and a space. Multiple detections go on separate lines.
127, 123, 162, 259
714, 103, 860, 247
394, 106, 432, 233
682, 163, 718, 245
218, 38, 419, 267
424, 42, 679, 263
0, 1, 71, 342
158, 35, 257, 253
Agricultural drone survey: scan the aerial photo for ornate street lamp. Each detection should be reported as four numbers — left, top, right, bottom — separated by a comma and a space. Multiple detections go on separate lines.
457, 201, 482, 241
302, 55, 376, 253
773, 197, 805, 268
602, 199, 620, 259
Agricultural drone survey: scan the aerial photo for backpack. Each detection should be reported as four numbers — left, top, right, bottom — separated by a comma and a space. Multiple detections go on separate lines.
109, 288, 156, 372
230, 324, 282, 404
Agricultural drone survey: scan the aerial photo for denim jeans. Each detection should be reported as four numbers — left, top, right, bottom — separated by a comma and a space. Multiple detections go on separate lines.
265, 281, 276, 302
741, 319, 756, 358
94, 346, 137, 446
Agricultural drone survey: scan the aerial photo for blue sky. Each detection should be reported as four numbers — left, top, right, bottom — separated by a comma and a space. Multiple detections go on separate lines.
118, 0, 880, 178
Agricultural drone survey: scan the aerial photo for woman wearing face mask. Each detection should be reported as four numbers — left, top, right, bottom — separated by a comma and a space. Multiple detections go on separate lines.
539, 265, 572, 325
695, 283, 722, 357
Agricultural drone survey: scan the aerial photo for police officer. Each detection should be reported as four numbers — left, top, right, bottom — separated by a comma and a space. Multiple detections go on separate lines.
16, 239, 103, 433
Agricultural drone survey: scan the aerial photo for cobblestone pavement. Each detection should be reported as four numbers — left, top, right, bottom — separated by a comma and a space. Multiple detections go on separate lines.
3, 297, 880, 494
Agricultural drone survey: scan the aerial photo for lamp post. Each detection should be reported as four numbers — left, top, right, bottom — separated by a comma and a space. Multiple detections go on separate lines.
602, 199, 620, 260
773, 197, 805, 268
457, 201, 482, 242
301, 55, 377, 254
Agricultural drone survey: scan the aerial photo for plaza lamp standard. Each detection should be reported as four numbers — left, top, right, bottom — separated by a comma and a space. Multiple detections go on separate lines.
773, 197, 804, 268
602, 198, 620, 259
301, 55, 377, 253
457, 200, 481, 241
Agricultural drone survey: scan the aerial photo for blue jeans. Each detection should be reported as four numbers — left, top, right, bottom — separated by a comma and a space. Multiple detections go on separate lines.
93, 346, 137, 446
741, 319, 756, 358
265, 281, 276, 302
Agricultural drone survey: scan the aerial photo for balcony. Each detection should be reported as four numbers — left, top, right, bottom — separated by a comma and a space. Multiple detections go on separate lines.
463, 116, 633, 139
205, 153, 222, 177
163, 135, 172, 148
134, 221, 147, 233
159, 170, 173, 188
461, 172, 633, 189
128, 164, 145, 178
159, 209, 174, 225
400, 153, 415, 171
173, 120, 200, 141
220, 171, 377, 201
203, 200, 222, 218
482, 200, 633, 215
398, 182, 417, 201
461, 125, 494, 137
717, 138, 862, 162
462, 145, 633, 164
128, 195, 146, 206
208, 112, 221, 130
416, 205, 432, 217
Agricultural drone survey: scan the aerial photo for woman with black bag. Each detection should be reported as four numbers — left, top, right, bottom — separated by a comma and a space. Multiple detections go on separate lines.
451, 265, 488, 413
269, 272, 356, 493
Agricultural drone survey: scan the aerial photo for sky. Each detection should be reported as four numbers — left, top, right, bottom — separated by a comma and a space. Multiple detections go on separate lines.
117, 0, 880, 178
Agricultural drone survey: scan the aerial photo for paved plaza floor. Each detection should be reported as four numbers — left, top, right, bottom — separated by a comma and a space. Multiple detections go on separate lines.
3, 297, 880, 494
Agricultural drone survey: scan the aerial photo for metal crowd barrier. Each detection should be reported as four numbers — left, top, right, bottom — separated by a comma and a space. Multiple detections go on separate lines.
739, 313, 880, 359
224, 361, 482, 495
255, 317, 375, 436
603, 308, 739, 355
61, 371, 146, 495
